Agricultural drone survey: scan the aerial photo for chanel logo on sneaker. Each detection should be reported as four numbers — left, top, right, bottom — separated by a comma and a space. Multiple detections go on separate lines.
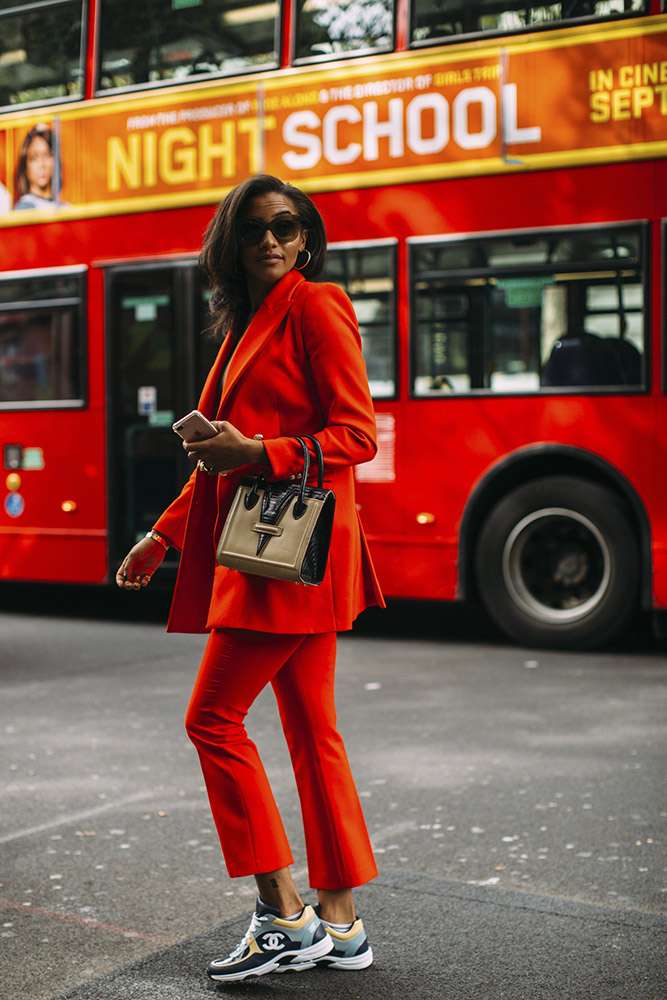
262, 932, 287, 951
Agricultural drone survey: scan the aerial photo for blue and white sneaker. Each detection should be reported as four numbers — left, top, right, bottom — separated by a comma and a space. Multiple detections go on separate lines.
206, 898, 333, 982
314, 907, 374, 970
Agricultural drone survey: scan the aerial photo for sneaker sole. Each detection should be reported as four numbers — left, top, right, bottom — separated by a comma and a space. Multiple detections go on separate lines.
208, 956, 282, 982
316, 946, 374, 970
209, 933, 334, 982
276, 932, 334, 970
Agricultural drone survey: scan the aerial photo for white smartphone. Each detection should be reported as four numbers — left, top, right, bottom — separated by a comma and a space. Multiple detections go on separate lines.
172, 410, 217, 441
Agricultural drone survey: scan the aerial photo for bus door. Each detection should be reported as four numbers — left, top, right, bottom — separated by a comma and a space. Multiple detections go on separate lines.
105, 261, 218, 569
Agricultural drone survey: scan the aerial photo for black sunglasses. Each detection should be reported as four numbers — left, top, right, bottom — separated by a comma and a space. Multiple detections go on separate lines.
238, 214, 302, 246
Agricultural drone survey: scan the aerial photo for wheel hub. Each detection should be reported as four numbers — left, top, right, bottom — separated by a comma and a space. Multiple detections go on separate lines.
502, 507, 612, 625
553, 548, 588, 587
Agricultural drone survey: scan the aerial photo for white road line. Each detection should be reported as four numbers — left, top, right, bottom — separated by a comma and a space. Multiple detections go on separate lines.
0, 897, 177, 945
0, 791, 158, 844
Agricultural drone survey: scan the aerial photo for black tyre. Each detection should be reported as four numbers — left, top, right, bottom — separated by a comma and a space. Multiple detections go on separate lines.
475, 476, 639, 649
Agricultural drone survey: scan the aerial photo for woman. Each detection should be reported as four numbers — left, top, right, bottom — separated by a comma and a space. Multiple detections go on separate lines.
14, 123, 58, 210
116, 175, 384, 982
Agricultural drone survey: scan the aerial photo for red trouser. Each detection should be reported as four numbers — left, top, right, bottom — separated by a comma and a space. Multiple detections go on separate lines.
185, 629, 378, 890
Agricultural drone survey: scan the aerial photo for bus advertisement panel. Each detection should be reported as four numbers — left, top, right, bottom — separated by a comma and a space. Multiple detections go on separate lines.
1, 17, 666, 222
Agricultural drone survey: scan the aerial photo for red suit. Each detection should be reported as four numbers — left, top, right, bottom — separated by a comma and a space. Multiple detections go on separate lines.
154, 270, 384, 887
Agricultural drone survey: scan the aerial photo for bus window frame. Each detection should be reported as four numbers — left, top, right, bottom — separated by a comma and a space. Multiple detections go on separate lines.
323, 237, 399, 401
291, 0, 396, 67
93, 0, 282, 98
0, 264, 88, 411
408, 0, 650, 50
407, 220, 651, 399
0, 0, 88, 115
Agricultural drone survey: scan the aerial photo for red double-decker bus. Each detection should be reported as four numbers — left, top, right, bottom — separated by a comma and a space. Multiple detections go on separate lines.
1, 0, 666, 648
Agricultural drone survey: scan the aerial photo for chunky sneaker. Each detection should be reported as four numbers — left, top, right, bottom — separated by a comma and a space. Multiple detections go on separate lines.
206, 898, 333, 982
313, 906, 374, 970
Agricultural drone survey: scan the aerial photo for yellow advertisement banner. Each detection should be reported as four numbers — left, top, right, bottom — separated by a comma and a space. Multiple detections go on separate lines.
1, 17, 666, 225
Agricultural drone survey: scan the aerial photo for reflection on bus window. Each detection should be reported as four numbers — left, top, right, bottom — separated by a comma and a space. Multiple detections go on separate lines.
98, 0, 279, 92
0, 272, 84, 407
0, 313, 82, 405
321, 243, 397, 398
411, 0, 647, 45
196, 285, 222, 390
0, 1, 84, 109
294, 0, 394, 61
411, 226, 645, 396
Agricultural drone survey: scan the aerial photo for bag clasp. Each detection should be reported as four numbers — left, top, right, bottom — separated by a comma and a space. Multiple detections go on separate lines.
251, 522, 284, 537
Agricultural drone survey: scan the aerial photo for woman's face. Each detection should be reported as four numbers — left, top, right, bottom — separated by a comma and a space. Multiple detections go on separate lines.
25, 135, 53, 196
239, 193, 307, 305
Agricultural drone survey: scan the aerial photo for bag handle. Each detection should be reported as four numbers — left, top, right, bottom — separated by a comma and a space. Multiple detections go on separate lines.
293, 435, 324, 518
245, 435, 324, 517
297, 434, 324, 488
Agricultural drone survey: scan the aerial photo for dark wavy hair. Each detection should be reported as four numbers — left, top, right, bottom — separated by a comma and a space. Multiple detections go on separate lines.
199, 175, 327, 340
14, 123, 57, 203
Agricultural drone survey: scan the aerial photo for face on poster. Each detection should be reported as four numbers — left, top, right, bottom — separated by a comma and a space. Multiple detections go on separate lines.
0, 117, 71, 214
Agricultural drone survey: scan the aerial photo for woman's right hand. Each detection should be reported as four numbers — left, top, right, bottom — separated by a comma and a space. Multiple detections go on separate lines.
116, 537, 166, 590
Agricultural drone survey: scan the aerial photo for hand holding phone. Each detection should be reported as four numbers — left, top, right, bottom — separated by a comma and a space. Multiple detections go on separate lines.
172, 410, 217, 442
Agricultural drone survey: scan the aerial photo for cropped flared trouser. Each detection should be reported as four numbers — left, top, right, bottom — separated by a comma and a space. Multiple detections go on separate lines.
185, 628, 378, 890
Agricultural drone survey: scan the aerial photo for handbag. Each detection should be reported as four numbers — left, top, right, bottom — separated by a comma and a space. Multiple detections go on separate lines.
215, 435, 335, 585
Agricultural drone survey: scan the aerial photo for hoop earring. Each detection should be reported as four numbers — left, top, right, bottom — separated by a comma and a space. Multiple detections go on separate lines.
294, 249, 311, 271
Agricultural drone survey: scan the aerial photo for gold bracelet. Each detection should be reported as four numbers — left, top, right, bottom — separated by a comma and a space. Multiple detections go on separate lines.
146, 529, 169, 550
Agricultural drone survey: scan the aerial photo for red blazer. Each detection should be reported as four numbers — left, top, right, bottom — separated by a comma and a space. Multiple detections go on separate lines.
154, 269, 385, 634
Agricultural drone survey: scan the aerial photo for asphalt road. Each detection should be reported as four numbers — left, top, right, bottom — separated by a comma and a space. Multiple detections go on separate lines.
1, 585, 665, 1000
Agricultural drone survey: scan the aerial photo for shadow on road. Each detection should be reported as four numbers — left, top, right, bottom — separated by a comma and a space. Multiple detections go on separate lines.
0, 577, 502, 642
0, 580, 662, 651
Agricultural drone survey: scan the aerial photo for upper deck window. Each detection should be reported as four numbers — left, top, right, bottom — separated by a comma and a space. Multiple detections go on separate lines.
411, 226, 646, 396
97, 0, 279, 93
0, 270, 86, 409
0, 0, 85, 111
411, 0, 648, 46
321, 242, 397, 398
294, 0, 394, 62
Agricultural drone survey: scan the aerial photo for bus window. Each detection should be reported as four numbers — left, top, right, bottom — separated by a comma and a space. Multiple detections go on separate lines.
97, 0, 279, 92
0, 1, 85, 110
195, 285, 222, 390
0, 270, 85, 408
294, 0, 394, 62
410, 225, 646, 395
322, 242, 397, 398
410, 0, 648, 45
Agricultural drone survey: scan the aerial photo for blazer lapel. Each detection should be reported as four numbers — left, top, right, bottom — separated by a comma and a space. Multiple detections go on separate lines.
218, 270, 304, 415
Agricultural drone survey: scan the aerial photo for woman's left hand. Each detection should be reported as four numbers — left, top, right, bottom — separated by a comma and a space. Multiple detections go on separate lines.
183, 420, 266, 475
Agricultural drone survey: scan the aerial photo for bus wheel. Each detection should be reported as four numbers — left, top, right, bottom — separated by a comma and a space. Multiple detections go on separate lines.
475, 476, 639, 649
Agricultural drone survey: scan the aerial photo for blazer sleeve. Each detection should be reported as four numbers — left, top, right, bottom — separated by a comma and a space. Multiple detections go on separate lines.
262, 282, 377, 479
151, 467, 198, 551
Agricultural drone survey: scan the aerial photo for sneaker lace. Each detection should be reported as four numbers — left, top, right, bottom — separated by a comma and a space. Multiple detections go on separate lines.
227, 911, 264, 961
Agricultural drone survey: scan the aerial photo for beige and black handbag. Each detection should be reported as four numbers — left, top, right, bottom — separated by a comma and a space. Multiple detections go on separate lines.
216, 436, 335, 585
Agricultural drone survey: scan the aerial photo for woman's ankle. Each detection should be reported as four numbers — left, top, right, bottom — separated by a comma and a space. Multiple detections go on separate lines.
255, 869, 303, 918
317, 888, 355, 925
